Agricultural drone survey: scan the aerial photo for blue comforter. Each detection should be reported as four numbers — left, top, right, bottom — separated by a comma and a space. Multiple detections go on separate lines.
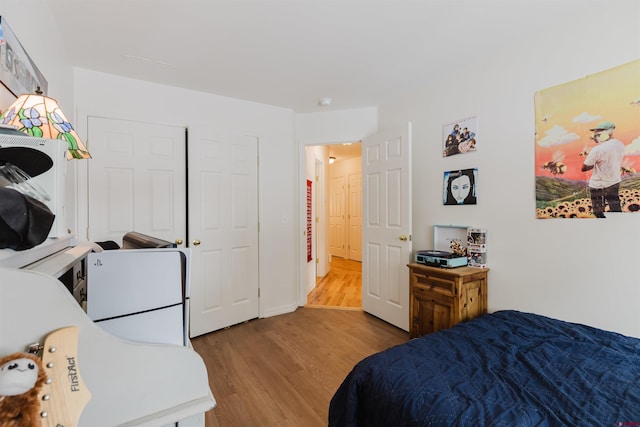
329, 310, 640, 426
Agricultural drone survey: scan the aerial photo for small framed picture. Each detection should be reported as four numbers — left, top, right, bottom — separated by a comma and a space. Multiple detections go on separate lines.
443, 116, 478, 157
443, 168, 478, 205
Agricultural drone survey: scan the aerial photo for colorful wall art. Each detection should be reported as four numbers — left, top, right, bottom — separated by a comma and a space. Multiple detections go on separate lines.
534, 60, 640, 219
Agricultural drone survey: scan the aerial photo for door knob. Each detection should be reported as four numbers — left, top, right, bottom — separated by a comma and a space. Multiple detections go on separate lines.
193, 239, 201, 246
399, 234, 408, 241
175, 239, 183, 245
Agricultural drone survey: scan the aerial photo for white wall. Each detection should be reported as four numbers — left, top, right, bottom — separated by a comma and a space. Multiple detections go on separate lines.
0, 0, 302, 320
378, 1, 640, 337
0, 0, 79, 230
297, 107, 377, 144
5, 0, 638, 336
0, 1, 74, 114
304, 145, 328, 294
71, 69, 299, 318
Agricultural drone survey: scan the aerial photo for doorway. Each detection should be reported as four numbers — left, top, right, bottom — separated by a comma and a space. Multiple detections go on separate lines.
300, 124, 412, 329
305, 142, 362, 309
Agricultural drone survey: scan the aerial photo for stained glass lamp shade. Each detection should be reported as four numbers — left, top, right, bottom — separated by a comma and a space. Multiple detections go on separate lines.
0, 92, 91, 159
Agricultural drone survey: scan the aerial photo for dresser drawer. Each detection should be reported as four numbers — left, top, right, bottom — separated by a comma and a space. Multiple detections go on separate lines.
412, 272, 456, 296
412, 284, 453, 305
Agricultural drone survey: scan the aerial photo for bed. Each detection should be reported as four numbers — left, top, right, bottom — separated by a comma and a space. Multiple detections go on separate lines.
329, 310, 640, 426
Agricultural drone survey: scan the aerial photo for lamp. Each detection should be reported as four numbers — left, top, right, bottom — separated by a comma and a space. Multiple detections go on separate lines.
0, 88, 91, 159
329, 156, 336, 164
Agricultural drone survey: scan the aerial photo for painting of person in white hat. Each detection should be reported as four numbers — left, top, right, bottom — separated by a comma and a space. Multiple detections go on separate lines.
581, 121, 625, 218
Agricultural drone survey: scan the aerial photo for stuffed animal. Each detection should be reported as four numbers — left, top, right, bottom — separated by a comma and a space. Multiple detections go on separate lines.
450, 239, 467, 257
0, 352, 46, 427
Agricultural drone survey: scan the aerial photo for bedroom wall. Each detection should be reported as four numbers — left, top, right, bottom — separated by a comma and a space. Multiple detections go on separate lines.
297, 107, 377, 144
377, 1, 640, 337
0, 1, 74, 118
304, 144, 329, 291
3, 1, 638, 337
0, 0, 79, 232
0, 0, 301, 318
71, 68, 299, 318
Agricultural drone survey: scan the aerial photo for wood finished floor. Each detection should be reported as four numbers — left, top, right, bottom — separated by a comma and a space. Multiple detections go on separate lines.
191, 257, 383, 426
306, 257, 362, 309
192, 286, 408, 426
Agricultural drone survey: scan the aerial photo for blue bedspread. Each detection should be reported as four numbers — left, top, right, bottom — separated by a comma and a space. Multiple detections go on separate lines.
329, 310, 640, 426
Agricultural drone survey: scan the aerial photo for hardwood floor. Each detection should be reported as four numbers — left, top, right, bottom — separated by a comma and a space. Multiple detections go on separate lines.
191, 307, 409, 426
306, 257, 362, 309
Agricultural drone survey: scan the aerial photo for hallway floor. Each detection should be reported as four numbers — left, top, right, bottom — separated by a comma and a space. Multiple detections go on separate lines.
306, 257, 362, 309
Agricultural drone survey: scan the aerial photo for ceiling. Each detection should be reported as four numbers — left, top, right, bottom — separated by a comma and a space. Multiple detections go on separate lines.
328, 142, 362, 162
43, 0, 575, 114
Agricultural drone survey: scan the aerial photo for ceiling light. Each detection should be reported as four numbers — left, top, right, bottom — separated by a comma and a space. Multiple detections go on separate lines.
318, 97, 332, 107
329, 156, 336, 164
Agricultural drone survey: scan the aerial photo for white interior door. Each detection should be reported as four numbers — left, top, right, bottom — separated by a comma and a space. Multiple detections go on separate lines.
362, 123, 412, 331
188, 127, 259, 337
348, 173, 362, 261
329, 176, 346, 258
87, 117, 186, 245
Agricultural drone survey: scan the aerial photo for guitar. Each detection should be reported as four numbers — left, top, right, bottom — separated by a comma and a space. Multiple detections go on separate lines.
37, 326, 91, 427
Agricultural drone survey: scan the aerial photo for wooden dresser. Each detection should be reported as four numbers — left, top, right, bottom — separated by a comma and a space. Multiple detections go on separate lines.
408, 263, 488, 338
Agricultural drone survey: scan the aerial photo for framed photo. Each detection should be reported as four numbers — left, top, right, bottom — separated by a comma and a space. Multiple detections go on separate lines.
443, 168, 478, 205
0, 16, 48, 99
443, 115, 478, 157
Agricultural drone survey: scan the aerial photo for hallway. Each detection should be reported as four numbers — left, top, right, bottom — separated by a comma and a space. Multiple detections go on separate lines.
306, 257, 362, 309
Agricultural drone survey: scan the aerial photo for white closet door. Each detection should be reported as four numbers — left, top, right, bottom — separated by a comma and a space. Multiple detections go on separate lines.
87, 117, 186, 246
188, 126, 259, 337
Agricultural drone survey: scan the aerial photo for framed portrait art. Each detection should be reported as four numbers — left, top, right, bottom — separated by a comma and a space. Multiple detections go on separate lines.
443, 168, 478, 205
